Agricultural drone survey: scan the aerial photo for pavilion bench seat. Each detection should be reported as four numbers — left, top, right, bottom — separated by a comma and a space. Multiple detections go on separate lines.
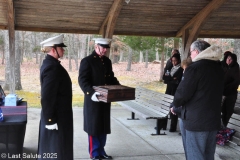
226, 113, 240, 148
117, 87, 173, 135
216, 113, 240, 159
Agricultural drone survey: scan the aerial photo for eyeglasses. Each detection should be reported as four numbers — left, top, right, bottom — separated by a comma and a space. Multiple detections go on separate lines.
189, 50, 195, 54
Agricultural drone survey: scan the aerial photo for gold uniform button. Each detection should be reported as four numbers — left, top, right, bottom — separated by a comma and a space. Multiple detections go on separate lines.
87, 92, 89, 94
48, 119, 52, 122
94, 56, 96, 58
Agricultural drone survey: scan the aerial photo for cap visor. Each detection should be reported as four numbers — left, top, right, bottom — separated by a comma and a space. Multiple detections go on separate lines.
99, 44, 110, 48
54, 43, 67, 47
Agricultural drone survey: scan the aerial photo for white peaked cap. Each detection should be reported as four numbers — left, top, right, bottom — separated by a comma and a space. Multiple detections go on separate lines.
40, 34, 67, 47
93, 38, 111, 48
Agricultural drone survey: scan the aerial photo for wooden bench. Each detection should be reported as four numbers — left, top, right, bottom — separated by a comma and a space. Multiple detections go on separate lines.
227, 113, 240, 148
117, 87, 173, 135
234, 91, 240, 114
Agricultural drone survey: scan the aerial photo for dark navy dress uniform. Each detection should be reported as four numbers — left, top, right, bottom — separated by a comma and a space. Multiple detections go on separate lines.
38, 54, 73, 160
78, 51, 120, 159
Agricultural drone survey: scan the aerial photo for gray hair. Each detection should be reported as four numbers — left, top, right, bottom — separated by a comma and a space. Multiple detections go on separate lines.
191, 40, 211, 53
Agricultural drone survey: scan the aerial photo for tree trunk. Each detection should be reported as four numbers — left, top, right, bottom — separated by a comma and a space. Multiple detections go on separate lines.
234, 39, 240, 64
1, 45, 4, 65
160, 51, 165, 81
15, 31, 22, 90
139, 51, 143, 62
39, 54, 45, 68
156, 49, 159, 61
119, 50, 123, 62
4, 30, 15, 93
68, 35, 72, 72
126, 47, 132, 71
87, 35, 90, 56
80, 35, 86, 59
21, 31, 25, 64
3, 31, 10, 90
159, 38, 165, 81
145, 50, 148, 68
74, 54, 78, 71
34, 33, 39, 64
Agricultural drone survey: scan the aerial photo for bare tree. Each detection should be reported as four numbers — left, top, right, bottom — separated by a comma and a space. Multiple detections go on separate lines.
3, 30, 15, 92
15, 31, 22, 90
119, 50, 123, 62
159, 38, 165, 81
145, 50, 148, 68
0, 31, 5, 65
139, 51, 143, 62
87, 35, 91, 56
155, 49, 159, 61
126, 47, 132, 71
234, 39, 240, 64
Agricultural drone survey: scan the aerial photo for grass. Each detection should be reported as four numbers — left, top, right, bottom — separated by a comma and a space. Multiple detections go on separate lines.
15, 91, 85, 108
15, 90, 41, 107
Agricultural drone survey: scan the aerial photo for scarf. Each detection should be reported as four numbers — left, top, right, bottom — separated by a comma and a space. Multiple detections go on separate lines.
170, 64, 180, 76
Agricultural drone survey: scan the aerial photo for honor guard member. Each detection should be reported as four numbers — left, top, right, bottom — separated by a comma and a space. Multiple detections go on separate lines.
37, 34, 74, 160
78, 38, 120, 160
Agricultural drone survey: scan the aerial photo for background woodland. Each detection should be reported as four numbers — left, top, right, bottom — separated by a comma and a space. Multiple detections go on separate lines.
0, 30, 239, 107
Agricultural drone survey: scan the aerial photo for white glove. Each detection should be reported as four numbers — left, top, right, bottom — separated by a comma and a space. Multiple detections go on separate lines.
45, 123, 58, 130
91, 92, 100, 102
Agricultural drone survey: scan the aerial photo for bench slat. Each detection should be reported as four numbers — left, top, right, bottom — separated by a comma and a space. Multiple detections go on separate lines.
118, 101, 168, 119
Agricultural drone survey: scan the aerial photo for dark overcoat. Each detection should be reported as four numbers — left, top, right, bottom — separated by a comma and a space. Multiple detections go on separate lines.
78, 51, 120, 136
173, 59, 224, 131
37, 54, 73, 160
163, 66, 183, 96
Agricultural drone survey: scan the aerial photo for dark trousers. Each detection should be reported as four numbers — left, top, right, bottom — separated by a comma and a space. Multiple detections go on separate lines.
170, 112, 178, 131
166, 83, 178, 131
88, 134, 107, 158
222, 93, 237, 127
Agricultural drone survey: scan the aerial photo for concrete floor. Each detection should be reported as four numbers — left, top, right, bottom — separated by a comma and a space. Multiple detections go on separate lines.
21, 105, 239, 160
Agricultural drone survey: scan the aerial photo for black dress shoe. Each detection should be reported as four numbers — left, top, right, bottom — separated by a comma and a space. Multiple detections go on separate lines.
91, 156, 102, 160
100, 154, 113, 159
169, 129, 176, 132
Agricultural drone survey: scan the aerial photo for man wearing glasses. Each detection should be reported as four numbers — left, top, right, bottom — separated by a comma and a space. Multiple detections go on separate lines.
172, 40, 224, 160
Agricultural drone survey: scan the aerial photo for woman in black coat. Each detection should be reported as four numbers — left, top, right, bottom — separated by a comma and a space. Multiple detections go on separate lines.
221, 52, 240, 127
38, 35, 73, 160
163, 53, 183, 132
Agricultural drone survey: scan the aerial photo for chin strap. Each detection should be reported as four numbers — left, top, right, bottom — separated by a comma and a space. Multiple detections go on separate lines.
53, 47, 60, 58
97, 44, 103, 57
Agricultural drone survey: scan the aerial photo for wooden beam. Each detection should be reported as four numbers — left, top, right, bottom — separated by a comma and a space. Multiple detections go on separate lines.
176, 0, 228, 37
99, 0, 124, 38
181, 28, 189, 60
15, 26, 100, 34
179, 0, 227, 59
0, 25, 7, 29
7, 0, 15, 93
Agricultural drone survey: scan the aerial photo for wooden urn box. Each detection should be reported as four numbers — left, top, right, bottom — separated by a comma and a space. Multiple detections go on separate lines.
93, 85, 135, 103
